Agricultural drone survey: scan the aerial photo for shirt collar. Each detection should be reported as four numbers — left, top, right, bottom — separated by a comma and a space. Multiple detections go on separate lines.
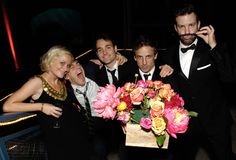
71, 77, 89, 93
105, 61, 118, 71
139, 66, 155, 78
180, 38, 198, 49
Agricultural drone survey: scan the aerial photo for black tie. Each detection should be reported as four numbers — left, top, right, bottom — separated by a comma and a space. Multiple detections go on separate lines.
107, 69, 118, 85
181, 44, 196, 53
75, 85, 94, 137
143, 73, 151, 81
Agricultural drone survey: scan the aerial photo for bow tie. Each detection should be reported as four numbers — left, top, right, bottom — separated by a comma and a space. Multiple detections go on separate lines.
181, 44, 196, 53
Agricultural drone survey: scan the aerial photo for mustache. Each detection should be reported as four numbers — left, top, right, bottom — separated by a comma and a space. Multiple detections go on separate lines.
179, 33, 197, 37
179, 29, 208, 37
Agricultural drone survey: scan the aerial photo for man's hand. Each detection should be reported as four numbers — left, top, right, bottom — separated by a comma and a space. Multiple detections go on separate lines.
116, 52, 128, 65
196, 25, 217, 49
159, 64, 174, 77
90, 59, 103, 69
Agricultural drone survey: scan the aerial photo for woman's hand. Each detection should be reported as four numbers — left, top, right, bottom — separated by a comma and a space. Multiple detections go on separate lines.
41, 103, 62, 118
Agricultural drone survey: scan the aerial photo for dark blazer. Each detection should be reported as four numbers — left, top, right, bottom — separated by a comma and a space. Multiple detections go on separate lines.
84, 59, 137, 159
160, 38, 235, 160
65, 81, 87, 115
163, 38, 234, 134
128, 65, 164, 81
85, 59, 136, 88
127, 64, 177, 90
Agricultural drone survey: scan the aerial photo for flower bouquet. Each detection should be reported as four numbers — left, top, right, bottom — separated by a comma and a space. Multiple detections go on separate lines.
92, 78, 197, 148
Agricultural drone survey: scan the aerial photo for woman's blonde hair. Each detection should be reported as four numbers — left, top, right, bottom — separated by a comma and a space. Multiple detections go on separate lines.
40, 45, 73, 72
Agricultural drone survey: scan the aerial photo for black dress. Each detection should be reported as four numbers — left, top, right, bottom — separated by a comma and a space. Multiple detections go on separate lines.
34, 75, 90, 160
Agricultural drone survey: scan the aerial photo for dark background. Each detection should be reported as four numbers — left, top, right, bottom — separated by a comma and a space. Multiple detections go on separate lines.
0, 0, 235, 96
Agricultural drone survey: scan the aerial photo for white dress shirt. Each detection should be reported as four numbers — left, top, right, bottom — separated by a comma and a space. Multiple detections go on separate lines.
179, 39, 198, 78
105, 61, 119, 84
139, 66, 155, 81
71, 77, 100, 117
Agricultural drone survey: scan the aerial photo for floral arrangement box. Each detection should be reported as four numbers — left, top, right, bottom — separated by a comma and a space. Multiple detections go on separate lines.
92, 78, 197, 148
125, 123, 169, 148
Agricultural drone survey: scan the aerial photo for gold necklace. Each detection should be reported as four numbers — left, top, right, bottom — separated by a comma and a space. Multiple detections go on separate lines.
37, 75, 67, 101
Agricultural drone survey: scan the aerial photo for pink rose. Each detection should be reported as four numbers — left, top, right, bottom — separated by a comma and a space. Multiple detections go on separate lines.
130, 87, 145, 105
137, 80, 148, 88
146, 88, 156, 98
117, 111, 130, 124
149, 98, 165, 118
159, 84, 174, 100
152, 80, 163, 89
140, 117, 152, 130
122, 82, 135, 92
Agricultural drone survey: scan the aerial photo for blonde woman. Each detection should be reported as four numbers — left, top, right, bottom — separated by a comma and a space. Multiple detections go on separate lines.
3, 45, 90, 160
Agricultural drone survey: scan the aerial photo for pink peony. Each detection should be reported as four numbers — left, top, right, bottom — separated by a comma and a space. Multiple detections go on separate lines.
92, 84, 120, 119
164, 106, 189, 138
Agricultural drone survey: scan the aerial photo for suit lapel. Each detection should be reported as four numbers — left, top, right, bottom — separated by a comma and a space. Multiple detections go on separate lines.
189, 42, 202, 78
173, 47, 188, 80
151, 68, 161, 80
65, 81, 78, 103
99, 66, 110, 86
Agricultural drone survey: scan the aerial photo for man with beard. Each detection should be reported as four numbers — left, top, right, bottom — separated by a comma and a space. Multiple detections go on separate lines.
160, 3, 234, 160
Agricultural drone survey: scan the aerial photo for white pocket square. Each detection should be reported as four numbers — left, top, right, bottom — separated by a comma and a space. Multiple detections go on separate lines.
197, 64, 211, 70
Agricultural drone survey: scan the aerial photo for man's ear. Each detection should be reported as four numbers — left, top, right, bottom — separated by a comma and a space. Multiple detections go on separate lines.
154, 52, 158, 60
174, 24, 177, 32
114, 45, 118, 52
65, 73, 69, 80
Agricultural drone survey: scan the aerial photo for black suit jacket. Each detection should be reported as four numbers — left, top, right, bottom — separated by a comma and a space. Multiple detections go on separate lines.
127, 65, 177, 90
65, 80, 87, 114
162, 39, 234, 133
128, 66, 162, 81
85, 60, 136, 88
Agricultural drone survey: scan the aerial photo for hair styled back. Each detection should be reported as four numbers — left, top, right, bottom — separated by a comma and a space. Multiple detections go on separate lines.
132, 34, 158, 55
40, 45, 73, 72
94, 33, 116, 49
173, 3, 200, 23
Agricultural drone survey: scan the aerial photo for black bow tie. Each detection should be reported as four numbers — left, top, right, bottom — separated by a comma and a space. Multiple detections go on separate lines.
181, 44, 196, 53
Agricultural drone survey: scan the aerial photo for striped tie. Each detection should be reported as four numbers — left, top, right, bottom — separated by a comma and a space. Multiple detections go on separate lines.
76, 84, 94, 137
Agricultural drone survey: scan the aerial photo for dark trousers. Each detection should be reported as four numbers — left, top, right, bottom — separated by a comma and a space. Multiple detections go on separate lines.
91, 117, 127, 160
169, 118, 232, 160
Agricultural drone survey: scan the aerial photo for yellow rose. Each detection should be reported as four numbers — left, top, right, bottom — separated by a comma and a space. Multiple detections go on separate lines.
117, 101, 127, 111
152, 116, 166, 135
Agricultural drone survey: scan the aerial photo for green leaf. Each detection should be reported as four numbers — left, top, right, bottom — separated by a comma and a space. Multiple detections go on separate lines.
156, 134, 166, 147
188, 111, 198, 117
131, 108, 149, 123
